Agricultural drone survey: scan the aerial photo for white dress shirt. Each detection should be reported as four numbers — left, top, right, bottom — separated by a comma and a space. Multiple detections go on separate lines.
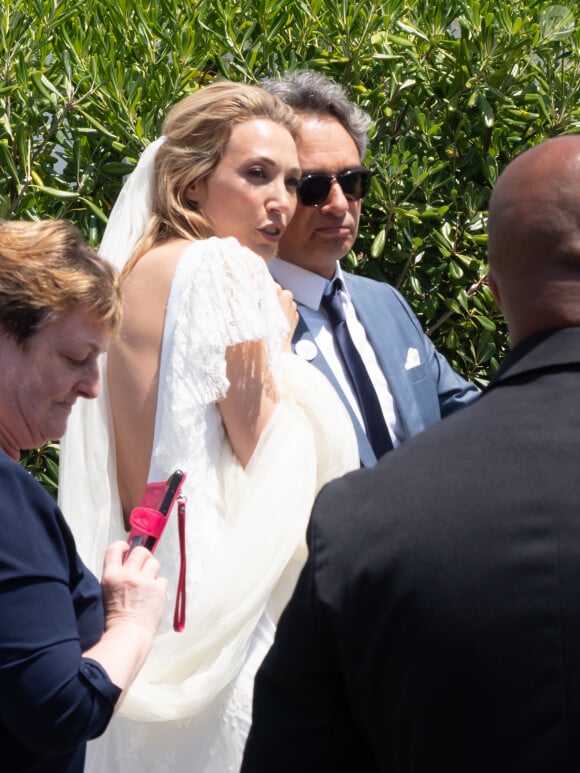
270, 258, 402, 447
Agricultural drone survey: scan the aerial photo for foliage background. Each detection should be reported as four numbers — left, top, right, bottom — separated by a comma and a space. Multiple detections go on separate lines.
2, 0, 580, 490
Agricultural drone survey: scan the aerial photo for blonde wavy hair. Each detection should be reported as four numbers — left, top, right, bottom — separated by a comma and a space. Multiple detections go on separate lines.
122, 80, 300, 277
0, 219, 122, 344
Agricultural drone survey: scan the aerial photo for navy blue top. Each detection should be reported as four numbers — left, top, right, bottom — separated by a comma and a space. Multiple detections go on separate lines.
0, 450, 121, 772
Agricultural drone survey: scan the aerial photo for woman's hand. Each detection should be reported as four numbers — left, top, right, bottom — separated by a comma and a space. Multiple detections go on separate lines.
82, 541, 167, 701
274, 282, 298, 352
219, 283, 296, 467
101, 541, 167, 638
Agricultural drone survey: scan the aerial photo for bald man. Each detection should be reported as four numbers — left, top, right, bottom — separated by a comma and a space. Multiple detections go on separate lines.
241, 136, 580, 773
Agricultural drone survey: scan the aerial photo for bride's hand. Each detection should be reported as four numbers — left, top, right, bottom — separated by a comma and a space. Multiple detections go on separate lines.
274, 282, 298, 352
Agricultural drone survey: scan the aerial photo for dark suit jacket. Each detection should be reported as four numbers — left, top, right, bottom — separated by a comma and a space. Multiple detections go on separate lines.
242, 327, 580, 772
292, 272, 478, 466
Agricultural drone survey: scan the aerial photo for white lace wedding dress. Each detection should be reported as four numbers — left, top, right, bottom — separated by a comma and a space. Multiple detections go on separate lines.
59, 236, 358, 772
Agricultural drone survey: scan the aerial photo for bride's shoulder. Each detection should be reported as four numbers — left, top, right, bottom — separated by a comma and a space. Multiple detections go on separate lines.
129, 238, 193, 283
118, 239, 194, 328
128, 237, 270, 302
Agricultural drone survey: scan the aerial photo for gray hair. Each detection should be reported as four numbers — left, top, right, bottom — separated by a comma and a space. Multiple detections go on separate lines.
261, 70, 371, 160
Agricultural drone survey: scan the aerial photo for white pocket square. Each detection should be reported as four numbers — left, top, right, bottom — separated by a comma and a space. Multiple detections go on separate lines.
404, 347, 421, 370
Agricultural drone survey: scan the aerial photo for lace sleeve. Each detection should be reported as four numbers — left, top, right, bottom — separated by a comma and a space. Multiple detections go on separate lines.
150, 237, 288, 478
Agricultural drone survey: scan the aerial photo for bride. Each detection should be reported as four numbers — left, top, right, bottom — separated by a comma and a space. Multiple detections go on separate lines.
59, 80, 358, 772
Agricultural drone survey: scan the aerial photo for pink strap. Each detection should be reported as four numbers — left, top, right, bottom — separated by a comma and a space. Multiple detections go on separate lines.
129, 501, 187, 632
173, 499, 187, 632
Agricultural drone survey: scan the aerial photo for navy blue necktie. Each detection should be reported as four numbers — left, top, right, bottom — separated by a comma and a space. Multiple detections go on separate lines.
321, 279, 393, 458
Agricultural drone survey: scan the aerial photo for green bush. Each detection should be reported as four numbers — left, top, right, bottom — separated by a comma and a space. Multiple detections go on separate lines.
2, 0, 579, 491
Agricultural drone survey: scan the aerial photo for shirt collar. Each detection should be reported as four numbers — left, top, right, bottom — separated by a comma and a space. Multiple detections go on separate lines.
270, 258, 347, 310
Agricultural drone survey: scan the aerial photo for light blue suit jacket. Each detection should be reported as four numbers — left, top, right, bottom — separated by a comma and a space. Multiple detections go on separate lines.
292, 272, 479, 467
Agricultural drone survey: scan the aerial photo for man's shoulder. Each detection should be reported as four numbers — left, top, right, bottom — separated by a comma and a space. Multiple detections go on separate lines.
342, 271, 409, 308
313, 394, 485, 533
342, 271, 424, 337
342, 270, 395, 292
307, 395, 487, 599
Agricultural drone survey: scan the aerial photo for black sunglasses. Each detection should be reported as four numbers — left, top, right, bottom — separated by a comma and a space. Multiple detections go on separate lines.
297, 167, 375, 207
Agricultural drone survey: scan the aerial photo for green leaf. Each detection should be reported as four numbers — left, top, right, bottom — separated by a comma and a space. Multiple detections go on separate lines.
35, 186, 78, 200
475, 315, 497, 332
370, 228, 386, 259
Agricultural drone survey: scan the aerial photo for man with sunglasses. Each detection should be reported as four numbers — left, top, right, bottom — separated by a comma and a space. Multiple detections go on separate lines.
262, 71, 478, 465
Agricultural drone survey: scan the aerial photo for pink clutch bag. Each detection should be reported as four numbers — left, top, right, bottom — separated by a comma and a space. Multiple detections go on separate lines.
127, 470, 188, 631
